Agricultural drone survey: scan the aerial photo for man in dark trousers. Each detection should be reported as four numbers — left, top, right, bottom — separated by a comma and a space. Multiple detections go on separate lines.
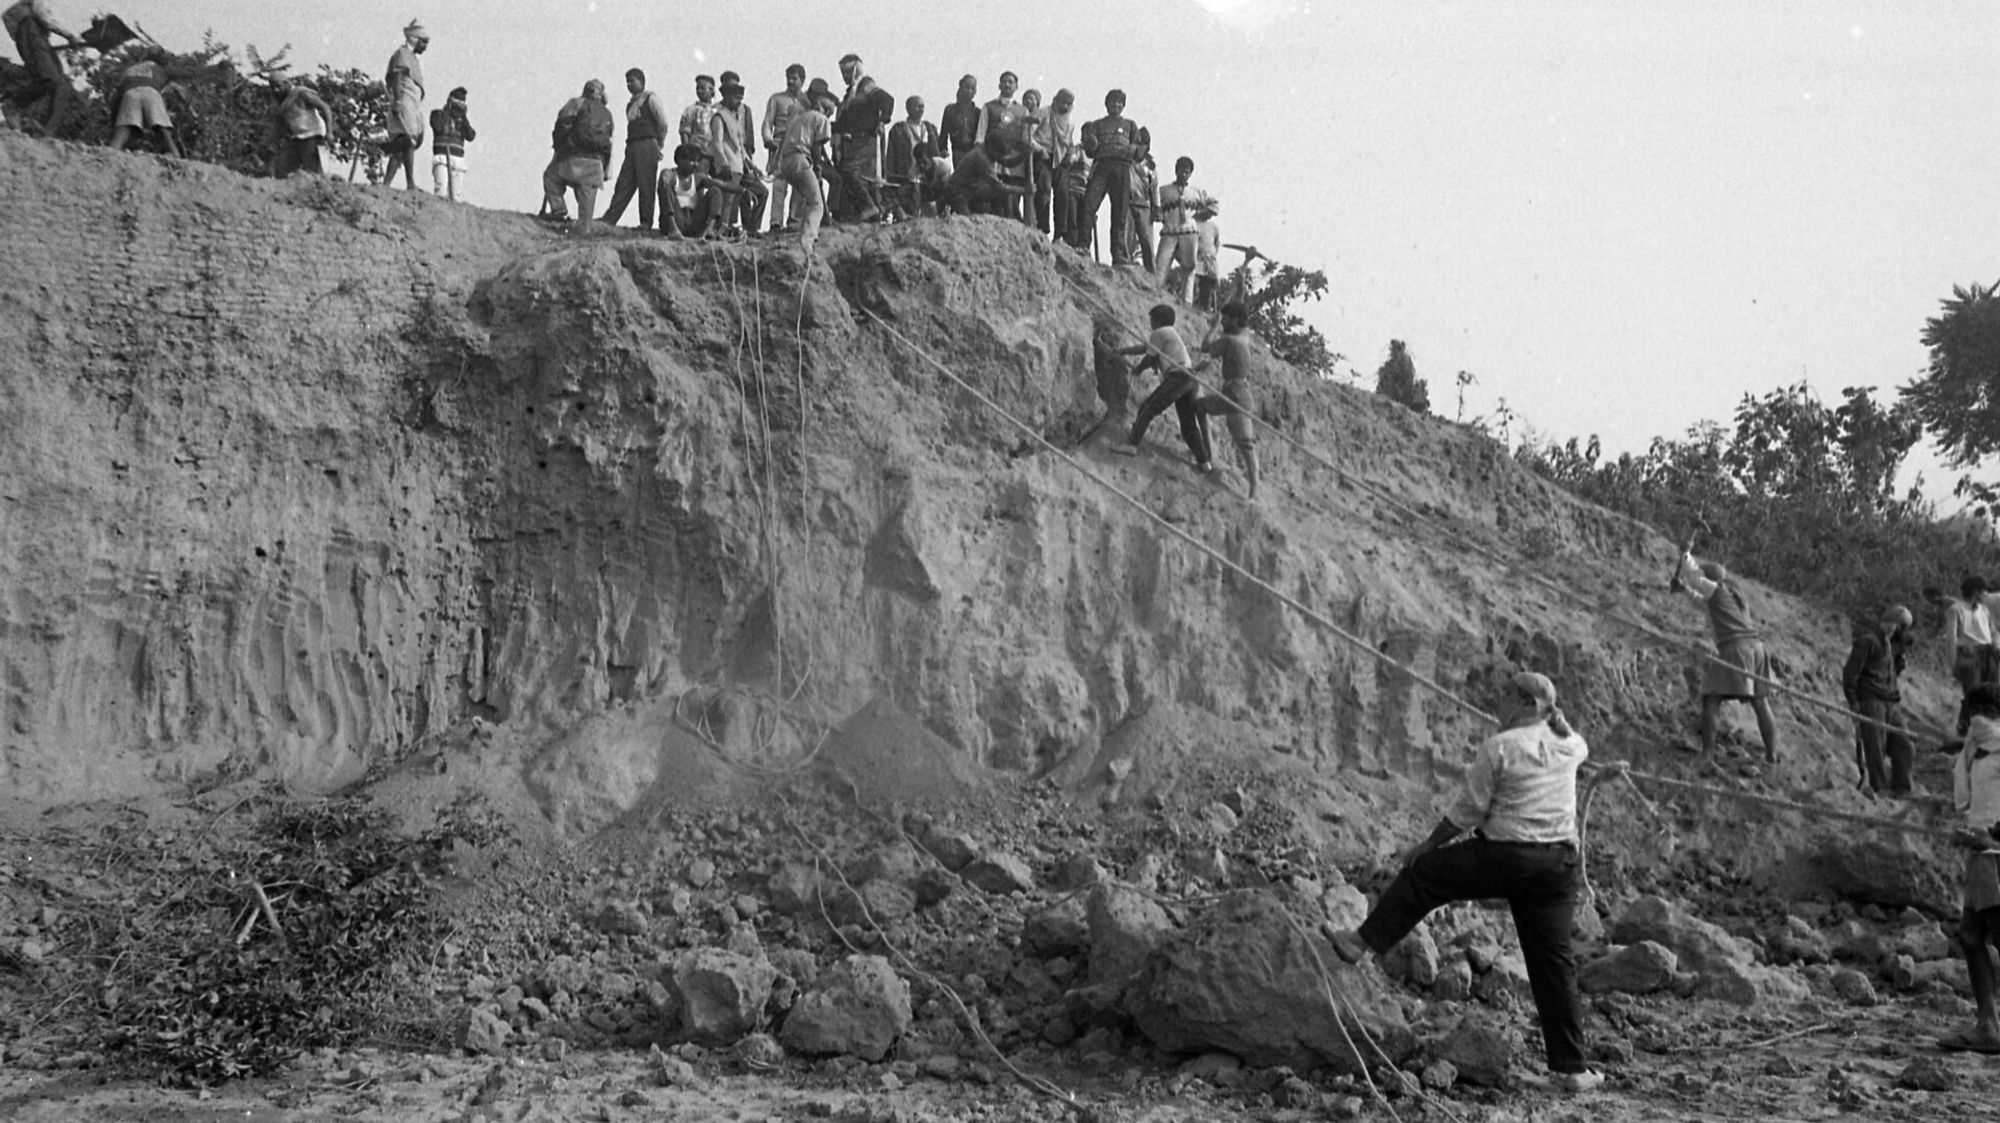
1673, 551, 1780, 762
1072, 89, 1144, 263
1843, 605, 1916, 796
599, 68, 672, 230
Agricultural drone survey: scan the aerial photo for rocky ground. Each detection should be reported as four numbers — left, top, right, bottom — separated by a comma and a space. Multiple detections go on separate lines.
3, 744, 1995, 1123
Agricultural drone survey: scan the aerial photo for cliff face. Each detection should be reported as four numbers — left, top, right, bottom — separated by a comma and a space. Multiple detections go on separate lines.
0, 134, 1896, 844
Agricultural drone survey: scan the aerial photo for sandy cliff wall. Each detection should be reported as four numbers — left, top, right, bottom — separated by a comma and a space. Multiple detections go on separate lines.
0, 134, 1895, 836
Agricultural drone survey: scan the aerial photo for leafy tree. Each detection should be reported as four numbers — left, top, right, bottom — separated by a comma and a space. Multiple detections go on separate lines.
1373, 339, 1430, 414
1905, 280, 2000, 467
1517, 382, 1957, 619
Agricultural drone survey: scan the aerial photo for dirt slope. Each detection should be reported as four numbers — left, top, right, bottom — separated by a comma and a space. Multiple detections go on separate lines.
0, 129, 1964, 883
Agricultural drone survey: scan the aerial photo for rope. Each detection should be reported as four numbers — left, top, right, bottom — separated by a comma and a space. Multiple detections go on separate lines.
859, 306, 1955, 848
865, 307, 1493, 728
1058, 278, 1946, 747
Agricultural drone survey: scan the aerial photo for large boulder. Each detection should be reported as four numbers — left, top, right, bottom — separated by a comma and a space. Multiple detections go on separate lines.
1087, 881, 1176, 989
1123, 889, 1414, 1074
1608, 896, 1751, 972
963, 851, 1037, 895
1695, 959, 1811, 1006
1770, 837, 1954, 915
1430, 1019, 1515, 1088
673, 948, 777, 1043
1023, 895, 1090, 958
779, 955, 912, 1062
1579, 941, 1678, 995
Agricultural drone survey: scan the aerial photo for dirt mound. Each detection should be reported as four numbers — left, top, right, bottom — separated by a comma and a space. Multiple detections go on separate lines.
0, 130, 1967, 892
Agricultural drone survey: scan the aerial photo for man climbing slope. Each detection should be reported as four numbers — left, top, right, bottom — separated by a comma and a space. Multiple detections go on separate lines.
1673, 551, 1779, 762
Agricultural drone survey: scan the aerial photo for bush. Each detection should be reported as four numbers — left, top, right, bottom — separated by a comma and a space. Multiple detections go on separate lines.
88, 790, 511, 1086
1516, 383, 2000, 627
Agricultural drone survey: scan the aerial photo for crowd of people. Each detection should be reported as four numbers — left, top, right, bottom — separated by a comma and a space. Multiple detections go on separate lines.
522, 44, 1229, 303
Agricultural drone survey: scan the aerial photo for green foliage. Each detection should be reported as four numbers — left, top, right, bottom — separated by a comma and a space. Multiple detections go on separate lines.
1517, 381, 1987, 617
1234, 258, 1343, 379
53, 35, 388, 180
1905, 280, 2000, 468
92, 791, 511, 1086
1374, 340, 1430, 414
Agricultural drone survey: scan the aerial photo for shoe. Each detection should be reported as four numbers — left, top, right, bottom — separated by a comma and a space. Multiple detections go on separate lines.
1553, 1070, 1605, 1093
1324, 926, 1369, 965
1109, 444, 1138, 457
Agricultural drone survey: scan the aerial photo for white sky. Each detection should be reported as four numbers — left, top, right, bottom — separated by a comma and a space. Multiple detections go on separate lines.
56, 1, 2000, 482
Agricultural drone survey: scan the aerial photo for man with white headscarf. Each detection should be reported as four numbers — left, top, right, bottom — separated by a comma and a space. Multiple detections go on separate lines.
383, 19, 429, 189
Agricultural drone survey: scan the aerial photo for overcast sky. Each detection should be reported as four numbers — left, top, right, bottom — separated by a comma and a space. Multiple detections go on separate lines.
58, 1, 2000, 486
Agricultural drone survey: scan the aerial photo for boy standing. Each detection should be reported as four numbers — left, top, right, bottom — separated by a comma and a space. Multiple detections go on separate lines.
428, 87, 475, 201
1111, 304, 1212, 473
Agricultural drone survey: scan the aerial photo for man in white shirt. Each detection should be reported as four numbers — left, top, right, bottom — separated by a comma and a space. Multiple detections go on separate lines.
1949, 576, 2000, 735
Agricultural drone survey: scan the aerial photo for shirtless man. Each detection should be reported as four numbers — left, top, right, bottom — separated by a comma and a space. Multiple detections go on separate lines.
1196, 300, 1261, 498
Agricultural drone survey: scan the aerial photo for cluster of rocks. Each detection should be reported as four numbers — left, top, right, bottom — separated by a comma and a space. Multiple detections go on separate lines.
423, 787, 1989, 1111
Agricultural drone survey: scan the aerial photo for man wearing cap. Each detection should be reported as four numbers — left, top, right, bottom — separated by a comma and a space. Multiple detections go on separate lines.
1674, 551, 1780, 763
709, 77, 767, 236
1329, 672, 1608, 1094
542, 79, 615, 235
1843, 605, 1917, 795
428, 86, 474, 201
762, 64, 809, 231
383, 20, 429, 189
679, 74, 718, 167
3, 0, 81, 136
599, 69, 672, 230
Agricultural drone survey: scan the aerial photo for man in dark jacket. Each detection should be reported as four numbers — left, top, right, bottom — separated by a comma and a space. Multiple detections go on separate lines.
1843, 605, 1916, 796
428, 86, 475, 201
542, 79, 615, 234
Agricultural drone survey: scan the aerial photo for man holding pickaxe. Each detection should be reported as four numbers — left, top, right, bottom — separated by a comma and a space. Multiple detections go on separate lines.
1671, 524, 1780, 763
